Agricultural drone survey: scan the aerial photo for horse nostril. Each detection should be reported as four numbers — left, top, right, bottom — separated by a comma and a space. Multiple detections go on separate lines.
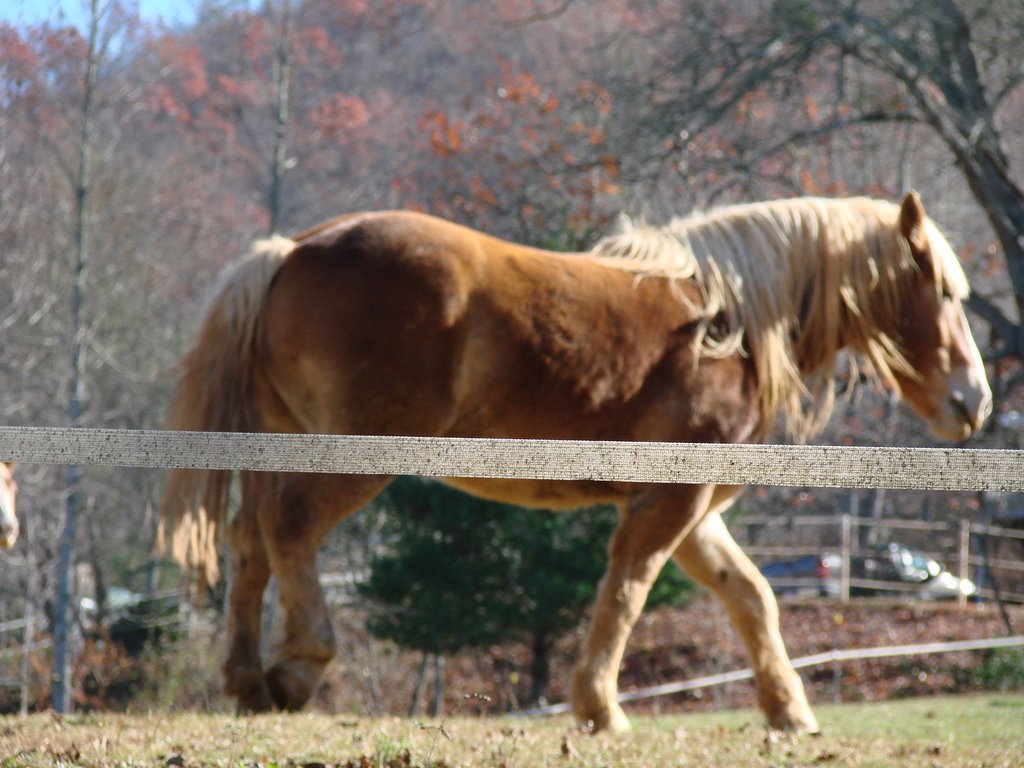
949, 389, 993, 433
949, 393, 972, 426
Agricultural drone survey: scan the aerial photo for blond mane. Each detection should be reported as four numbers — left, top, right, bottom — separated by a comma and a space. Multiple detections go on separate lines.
590, 197, 969, 439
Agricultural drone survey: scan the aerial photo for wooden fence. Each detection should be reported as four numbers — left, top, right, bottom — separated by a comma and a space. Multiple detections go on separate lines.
1, 427, 1023, 491
1, 425, 1022, 714
738, 514, 1024, 605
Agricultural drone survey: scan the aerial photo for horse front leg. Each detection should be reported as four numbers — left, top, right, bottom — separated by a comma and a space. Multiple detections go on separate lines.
672, 511, 819, 733
259, 473, 391, 711
572, 485, 715, 733
222, 477, 274, 712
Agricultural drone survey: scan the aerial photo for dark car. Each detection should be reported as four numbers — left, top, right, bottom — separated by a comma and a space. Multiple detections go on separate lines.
760, 553, 841, 597
80, 586, 180, 655
852, 542, 976, 600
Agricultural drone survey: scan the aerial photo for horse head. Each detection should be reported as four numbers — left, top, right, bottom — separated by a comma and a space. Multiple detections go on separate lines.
888, 192, 992, 441
0, 462, 17, 549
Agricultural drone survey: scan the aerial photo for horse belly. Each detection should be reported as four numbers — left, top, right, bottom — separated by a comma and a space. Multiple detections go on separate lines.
441, 476, 628, 510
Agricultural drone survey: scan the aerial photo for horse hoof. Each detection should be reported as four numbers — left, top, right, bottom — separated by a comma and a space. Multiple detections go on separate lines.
571, 669, 632, 734
236, 697, 273, 715
767, 703, 820, 734
573, 701, 632, 734
225, 671, 275, 713
589, 705, 632, 734
265, 662, 322, 711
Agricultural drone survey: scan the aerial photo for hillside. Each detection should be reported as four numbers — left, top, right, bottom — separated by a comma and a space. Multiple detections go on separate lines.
314, 596, 1024, 719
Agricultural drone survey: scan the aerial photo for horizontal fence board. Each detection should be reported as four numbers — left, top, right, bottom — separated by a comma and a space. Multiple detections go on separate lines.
1, 426, 1023, 491
735, 515, 842, 526
976, 588, 1024, 603
849, 518, 955, 532
966, 555, 1024, 573
848, 546, 950, 560
971, 523, 1024, 541
744, 546, 833, 557
520, 635, 1024, 716
847, 578, 948, 594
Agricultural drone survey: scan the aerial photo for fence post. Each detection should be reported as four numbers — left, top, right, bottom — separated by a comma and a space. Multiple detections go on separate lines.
958, 519, 970, 610
19, 606, 33, 716
840, 513, 851, 603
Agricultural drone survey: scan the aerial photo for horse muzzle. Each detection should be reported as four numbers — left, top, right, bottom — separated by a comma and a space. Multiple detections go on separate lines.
931, 368, 993, 442
0, 510, 17, 549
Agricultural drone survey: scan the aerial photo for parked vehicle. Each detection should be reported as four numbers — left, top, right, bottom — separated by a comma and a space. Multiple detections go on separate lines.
852, 542, 976, 600
80, 586, 180, 655
760, 554, 841, 598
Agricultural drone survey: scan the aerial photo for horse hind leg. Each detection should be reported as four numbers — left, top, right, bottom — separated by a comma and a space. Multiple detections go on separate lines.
258, 472, 392, 711
222, 474, 274, 712
671, 512, 819, 733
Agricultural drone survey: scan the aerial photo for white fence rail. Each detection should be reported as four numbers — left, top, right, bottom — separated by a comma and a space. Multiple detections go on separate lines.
1, 426, 1023, 491
1, 425, 1022, 715
519, 635, 1024, 717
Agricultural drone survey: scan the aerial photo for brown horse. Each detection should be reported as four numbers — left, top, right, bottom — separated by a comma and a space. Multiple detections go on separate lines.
0, 462, 17, 550
161, 192, 990, 733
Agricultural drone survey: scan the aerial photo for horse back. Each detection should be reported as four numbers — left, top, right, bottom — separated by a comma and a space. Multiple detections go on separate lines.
259, 211, 761, 447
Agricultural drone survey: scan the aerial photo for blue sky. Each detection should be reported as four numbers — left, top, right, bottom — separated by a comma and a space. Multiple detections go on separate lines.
0, 0, 199, 29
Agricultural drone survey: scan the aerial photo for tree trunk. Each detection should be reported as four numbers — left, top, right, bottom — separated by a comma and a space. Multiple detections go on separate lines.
430, 654, 444, 717
53, 0, 102, 713
408, 652, 429, 717
20, 512, 39, 716
953, 146, 1024, 361
528, 631, 552, 707
265, 0, 293, 235
841, 0, 1024, 365
85, 511, 107, 624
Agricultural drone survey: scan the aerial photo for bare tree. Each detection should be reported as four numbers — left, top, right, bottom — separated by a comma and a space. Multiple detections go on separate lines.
653, 0, 1024, 386
1, 0, 148, 711
265, 0, 294, 234
52, 0, 111, 714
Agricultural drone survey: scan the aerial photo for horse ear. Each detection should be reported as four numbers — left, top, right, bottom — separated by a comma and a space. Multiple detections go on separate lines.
898, 190, 929, 260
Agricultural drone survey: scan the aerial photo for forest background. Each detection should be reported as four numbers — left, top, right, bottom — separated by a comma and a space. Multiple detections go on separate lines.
1, 0, 1023, 714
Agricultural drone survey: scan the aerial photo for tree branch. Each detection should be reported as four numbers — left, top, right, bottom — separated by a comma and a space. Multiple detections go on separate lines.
992, 68, 1024, 112
966, 293, 1018, 352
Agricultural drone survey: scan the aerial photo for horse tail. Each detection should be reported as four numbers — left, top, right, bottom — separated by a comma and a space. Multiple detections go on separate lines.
158, 235, 295, 585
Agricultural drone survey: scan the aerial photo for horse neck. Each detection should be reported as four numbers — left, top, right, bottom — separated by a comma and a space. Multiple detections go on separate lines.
772, 200, 899, 374
719, 198, 901, 438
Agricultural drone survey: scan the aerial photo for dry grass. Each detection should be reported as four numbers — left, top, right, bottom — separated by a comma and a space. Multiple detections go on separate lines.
1, 694, 1022, 767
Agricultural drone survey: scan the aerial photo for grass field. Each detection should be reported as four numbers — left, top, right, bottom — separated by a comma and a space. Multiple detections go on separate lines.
2, 694, 1022, 767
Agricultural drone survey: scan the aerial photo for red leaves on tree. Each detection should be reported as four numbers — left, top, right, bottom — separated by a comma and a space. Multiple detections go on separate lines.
401, 54, 621, 243
146, 34, 208, 124
0, 23, 41, 89
418, 111, 465, 157
311, 93, 370, 138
